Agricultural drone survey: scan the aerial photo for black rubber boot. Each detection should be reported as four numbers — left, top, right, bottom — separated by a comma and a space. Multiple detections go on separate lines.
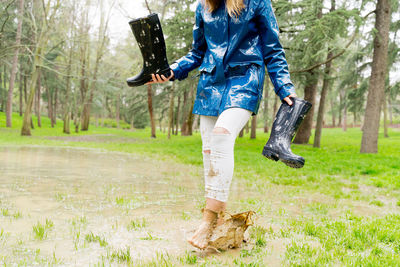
262, 98, 312, 168
127, 13, 171, 87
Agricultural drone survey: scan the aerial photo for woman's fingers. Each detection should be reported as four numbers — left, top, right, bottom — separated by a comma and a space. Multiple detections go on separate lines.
283, 94, 297, 106
160, 75, 168, 82
169, 70, 174, 79
284, 97, 293, 106
145, 72, 174, 85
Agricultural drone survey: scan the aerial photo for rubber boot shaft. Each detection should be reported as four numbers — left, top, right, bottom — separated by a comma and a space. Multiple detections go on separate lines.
262, 98, 312, 168
127, 13, 171, 87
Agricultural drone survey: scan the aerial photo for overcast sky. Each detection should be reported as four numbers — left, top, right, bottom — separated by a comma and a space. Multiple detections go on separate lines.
99, 0, 149, 45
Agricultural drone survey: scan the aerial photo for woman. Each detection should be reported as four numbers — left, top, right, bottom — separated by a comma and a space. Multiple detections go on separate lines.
148, 0, 296, 249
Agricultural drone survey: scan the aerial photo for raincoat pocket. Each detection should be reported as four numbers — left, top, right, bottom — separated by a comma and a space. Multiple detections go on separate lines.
226, 64, 261, 93
199, 64, 216, 74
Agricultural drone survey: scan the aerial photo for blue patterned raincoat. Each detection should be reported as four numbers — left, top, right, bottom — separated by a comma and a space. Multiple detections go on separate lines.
170, 0, 296, 116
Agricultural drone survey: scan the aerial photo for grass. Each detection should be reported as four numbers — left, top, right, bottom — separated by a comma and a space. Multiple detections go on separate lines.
140, 232, 162, 241
250, 226, 268, 248
32, 219, 54, 240
127, 218, 147, 230
179, 252, 198, 265
108, 247, 132, 264
286, 214, 400, 266
85, 232, 108, 247
1, 112, 400, 265
70, 216, 88, 250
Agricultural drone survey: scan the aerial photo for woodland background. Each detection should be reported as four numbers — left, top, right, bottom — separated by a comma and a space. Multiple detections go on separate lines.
0, 0, 399, 152
1, 0, 400, 265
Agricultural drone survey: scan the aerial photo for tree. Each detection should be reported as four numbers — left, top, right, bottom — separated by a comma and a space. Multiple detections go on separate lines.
21, 0, 61, 136
250, 115, 257, 139
81, 0, 111, 131
6, 0, 24, 127
360, 0, 391, 153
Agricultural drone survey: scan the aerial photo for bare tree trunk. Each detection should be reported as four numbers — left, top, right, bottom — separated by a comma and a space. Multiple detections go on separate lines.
388, 97, 393, 125
23, 72, 34, 129
24, 72, 27, 104
46, 86, 53, 127
182, 84, 196, 136
147, 84, 156, 138
330, 97, 336, 127
53, 86, 58, 126
36, 70, 42, 127
361, 0, 391, 153
186, 88, 195, 136
22, 53, 44, 135
239, 128, 244, 138
74, 116, 79, 133
0, 67, 3, 111
294, 72, 318, 144
175, 95, 181, 135
250, 115, 257, 139
19, 72, 23, 116
2, 66, 7, 110
168, 84, 175, 139
342, 99, 347, 132
77, 2, 90, 131
314, 0, 336, 146
263, 80, 269, 133
383, 94, 389, 138
181, 89, 189, 134
21, 0, 61, 135
116, 93, 120, 129
6, 0, 25, 127
63, 45, 73, 134
81, 0, 109, 131
272, 95, 278, 119
314, 51, 333, 148
338, 92, 342, 127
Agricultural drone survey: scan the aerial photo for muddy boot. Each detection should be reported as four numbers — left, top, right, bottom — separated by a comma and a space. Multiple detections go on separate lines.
262, 97, 312, 168
126, 13, 171, 87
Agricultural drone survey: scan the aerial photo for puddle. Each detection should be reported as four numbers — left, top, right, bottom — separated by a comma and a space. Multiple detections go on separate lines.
2, 146, 393, 265
45, 134, 144, 143
0, 146, 211, 265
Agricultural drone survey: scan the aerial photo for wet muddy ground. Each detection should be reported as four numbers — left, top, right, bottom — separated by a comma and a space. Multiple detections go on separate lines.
1, 145, 399, 266
0, 146, 210, 265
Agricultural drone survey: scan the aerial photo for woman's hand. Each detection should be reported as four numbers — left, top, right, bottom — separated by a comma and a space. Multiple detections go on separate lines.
145, 70, 174, 85
283, 94, 297, 106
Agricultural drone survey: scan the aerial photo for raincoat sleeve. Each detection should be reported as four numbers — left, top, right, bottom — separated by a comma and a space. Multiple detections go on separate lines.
256, 0, 296, 100
170, 3, 207, 81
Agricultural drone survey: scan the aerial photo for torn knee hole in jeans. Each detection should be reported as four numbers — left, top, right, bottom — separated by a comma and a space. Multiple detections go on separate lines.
212, 127, 230, 135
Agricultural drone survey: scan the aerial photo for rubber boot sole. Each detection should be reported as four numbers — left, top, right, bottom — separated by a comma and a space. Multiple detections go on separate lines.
127, 67, 171, 87
280, 158, 305, 169
262, 147, 305, 169
262, 147, 279, 161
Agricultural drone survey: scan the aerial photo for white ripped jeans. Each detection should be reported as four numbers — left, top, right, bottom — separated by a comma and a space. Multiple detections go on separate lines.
200, 108, 252, 202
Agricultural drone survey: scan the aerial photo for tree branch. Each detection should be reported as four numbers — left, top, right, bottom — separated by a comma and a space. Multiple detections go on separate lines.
363, 10, 376, 19
291, 30, 358, 74
144, 0, 152, 15
0, 0, 16, 36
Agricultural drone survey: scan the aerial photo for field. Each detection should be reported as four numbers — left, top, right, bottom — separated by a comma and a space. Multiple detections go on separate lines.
0, 112, 400, 266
